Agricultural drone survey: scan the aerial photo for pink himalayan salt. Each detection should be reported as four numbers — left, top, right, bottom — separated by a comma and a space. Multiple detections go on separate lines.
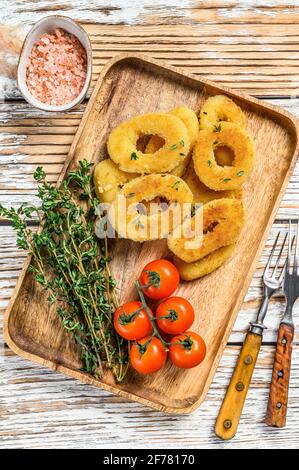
26, 28, 87, 106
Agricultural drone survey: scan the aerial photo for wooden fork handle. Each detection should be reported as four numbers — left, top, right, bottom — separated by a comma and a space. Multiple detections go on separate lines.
215, 331, 262, 440
265, 322, 294, 428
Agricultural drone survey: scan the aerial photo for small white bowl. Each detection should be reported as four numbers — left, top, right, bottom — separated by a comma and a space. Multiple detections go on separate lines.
17, 15, 92, 112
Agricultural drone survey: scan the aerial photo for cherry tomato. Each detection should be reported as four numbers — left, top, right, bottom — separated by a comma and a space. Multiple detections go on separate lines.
114, 301, 153, 341
169, 331, 206, 369
156, 297, 195, 335
139, 259, 179, 300
130, 336, 167, 374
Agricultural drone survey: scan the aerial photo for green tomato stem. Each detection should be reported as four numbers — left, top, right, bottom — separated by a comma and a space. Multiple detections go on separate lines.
135, 281, 169, 350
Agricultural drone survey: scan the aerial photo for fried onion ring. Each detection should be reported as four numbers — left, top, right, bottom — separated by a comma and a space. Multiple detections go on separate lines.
144, 134, 191, 177
93, 159, 139, 203
170, 107, 199, 147
169, 155, 192, 177
167, 198, 244, 263
199, 95, 247, 130
145, 134, 190, 178
145, 106, 199, 152
193, 122, 255, 191
144, 107, 199, 177
109, 174, 193, 242
173, 244, 235, 281
183, 161, 242, 204
107, 113, 190, 174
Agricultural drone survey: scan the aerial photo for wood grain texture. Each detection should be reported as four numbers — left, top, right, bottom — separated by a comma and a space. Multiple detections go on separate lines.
3, 54, 299, 415
1, 340, 299, 449
2, 1, 299, 27
1, 0, 299, 449
265, 322, 295, 427
1, 2, 299, 98
215, 332, 262, 440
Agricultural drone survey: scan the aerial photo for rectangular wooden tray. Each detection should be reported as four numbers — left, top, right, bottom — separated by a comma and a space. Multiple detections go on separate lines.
4, 53, 299, 414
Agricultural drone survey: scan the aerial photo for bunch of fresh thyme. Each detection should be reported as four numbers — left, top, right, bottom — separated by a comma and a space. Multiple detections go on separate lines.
0, 160, 128, 382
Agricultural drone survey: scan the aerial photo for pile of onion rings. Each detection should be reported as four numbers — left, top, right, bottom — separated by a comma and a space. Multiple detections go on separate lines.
93, 95, 254, 280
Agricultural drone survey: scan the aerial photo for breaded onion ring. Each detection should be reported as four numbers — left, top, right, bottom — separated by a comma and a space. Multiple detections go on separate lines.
193, 122, 255, 190
170, 107, 199, 147
145, 134, 191, 178
199, 95, 247, 130
169, 155, 191, 178
107, 113, 190, 174
93, 159, 138, 203
145, 106, 199, 152
167, 198, 244, 263
144, 107, 199, 177
110, 174, 193, 242
183, 161, 242, 204
173, 244, 235, 281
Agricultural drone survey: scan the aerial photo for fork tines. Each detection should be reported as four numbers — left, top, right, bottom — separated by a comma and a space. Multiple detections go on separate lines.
286, 219, 299, 275
264, 230, 287, 283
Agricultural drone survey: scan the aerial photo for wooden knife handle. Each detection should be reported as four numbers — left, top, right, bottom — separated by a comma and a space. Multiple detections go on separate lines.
215, 331, 262, 440
265, 322, 294, 428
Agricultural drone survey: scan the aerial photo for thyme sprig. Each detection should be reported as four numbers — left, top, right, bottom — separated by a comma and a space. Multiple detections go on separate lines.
0, 160, 128, 382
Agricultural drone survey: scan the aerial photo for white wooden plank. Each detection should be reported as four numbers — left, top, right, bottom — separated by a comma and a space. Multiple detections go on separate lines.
1, 341, 298, 448
1, 4, 299, 99
1, 1, 298, 28
0, 1, 193, 28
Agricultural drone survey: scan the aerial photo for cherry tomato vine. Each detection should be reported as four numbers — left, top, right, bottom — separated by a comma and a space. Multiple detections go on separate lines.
113, 259, 206, 374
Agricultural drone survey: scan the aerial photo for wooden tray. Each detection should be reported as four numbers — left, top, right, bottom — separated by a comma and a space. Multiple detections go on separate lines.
4, 53, 299, 414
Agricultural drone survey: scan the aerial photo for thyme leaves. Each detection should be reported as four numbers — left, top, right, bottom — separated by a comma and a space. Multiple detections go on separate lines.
0, 160, 128, 382
130, 152, 138, 160
213, 123, 222, 133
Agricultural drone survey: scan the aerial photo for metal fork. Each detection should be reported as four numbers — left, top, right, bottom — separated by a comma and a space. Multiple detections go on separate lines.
215, 230, 287, 440
250, 231, 287, 336
265, 220, 298, 427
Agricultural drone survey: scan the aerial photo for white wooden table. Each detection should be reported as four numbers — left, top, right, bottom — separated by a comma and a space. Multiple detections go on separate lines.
0, 1, 299, 449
